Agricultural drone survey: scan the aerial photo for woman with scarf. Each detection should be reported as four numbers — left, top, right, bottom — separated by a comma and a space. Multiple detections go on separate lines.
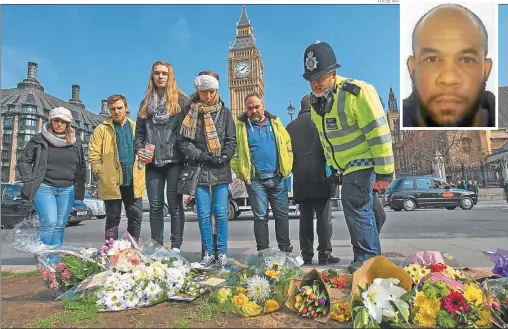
177, 71, 236, 268
17, 107, 86, 254
135, 61, 188, 251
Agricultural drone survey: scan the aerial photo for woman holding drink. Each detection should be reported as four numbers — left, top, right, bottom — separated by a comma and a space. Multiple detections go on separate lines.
134, 60, 188, 252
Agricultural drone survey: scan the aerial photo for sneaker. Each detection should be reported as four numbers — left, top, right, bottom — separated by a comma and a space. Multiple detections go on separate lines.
218, 254, 228, 267
348, 261, 364, 274
172, 248, 181, 254
318, 254, 341, 265
199, 252, 215, 269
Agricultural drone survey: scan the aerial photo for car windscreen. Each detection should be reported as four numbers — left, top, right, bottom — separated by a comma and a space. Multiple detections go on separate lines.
2, 185, 21, 200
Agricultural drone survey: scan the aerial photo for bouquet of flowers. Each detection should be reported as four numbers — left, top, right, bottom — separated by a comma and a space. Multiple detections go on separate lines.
293, 280, 330, 320
482, 277, 508, 328
353, 278, 412, 328
330, 300, 352, 323
404, 263, 463, 284
321, 269, 351, 289
411, 278, 491, 328
36, 247, 107, 297
216, 285, 281, 317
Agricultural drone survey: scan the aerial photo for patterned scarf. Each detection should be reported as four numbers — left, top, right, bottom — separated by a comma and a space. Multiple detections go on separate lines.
147, 92, 169, 124
180, 93, 222, 156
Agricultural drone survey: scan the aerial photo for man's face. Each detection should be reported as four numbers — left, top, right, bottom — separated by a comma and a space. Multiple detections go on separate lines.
109, 100, 127, 124
152, 65, 169, 89
245, 96, 265, 122
309, 72, 336, 97
407, 9, 492, 126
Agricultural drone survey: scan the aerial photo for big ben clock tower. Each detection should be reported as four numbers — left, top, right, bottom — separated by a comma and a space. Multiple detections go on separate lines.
228, 5, 265, 121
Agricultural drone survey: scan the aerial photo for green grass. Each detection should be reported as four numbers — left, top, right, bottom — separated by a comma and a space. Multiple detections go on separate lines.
1, 269, 40, 278
27, 297, 100, 328
172, 294, 231, 326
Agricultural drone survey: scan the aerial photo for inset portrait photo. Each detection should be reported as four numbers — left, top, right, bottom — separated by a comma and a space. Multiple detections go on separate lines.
400, 1, 498, 130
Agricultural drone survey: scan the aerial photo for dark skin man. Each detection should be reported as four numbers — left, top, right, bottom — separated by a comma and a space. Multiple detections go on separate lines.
406, 4, 493, 127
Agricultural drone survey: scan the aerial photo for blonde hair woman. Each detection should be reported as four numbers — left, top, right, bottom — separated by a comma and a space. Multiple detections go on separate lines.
134, 61, 188, 251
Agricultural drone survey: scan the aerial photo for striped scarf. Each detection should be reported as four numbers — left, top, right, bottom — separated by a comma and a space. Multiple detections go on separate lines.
180, 94, 222, 156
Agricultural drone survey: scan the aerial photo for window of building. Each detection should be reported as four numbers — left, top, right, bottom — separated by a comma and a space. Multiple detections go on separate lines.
3, 117, 13, 128
22, 105, 37, 114
2, 150, 10, 159
20, 118, 38, 127
3, 134, 12, 143
1, 167, 10, 183
460, 137, 473, 153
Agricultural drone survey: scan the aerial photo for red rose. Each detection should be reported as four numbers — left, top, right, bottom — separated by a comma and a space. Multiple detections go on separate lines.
429, 263, 447, 272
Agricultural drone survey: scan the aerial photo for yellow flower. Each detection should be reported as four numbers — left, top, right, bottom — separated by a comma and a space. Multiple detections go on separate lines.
232, 293, 249, 308
476, 308, 491, 327
264, 269, 279, 280
405, 264, 422, 273
413, 291, 428, 308
263, 299, 280, 313
419, 298, 440, 318
296, 295, 303, 303
414, 312, 437, 327
236, 287, 247, 295
242, 301, 262, 317
217, 288, 232, 304
464, 283, 483, 306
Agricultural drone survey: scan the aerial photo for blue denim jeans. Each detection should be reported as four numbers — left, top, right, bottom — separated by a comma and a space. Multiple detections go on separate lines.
33, 183, 75, 250
341, 168, 381, 262
246, 175, 292, 252
195, 184, 229, 256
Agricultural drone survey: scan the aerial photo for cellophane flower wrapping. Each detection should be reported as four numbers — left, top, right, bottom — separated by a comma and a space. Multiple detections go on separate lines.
63, 237, 190, 311
211, 249, 304, 317
483, 249, 508, 278
482, 277, 508, 328
402, 251, 464, 285
8, 217, 48, 254
36, 246, 107, 298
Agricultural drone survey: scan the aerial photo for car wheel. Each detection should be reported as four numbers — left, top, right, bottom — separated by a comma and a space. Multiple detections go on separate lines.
163, 204, 169, 217
97, 215, 106, 219
67, 221, 81, 226
445, 206, 456, 210
403, 198, 416, 211
227, 201, 235, 221
460, 197, 474, 210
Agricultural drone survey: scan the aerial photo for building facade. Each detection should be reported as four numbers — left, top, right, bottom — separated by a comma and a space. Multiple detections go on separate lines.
1, 62, 106, 184
228, 6, 265, 121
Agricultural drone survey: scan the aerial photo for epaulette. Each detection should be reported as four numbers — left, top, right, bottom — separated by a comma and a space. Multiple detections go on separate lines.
341, 78, 361, 96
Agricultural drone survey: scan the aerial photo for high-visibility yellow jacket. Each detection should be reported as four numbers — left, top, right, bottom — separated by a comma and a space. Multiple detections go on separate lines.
88, 117, 146, 200
231, 112, 293, 185
311, 75, 394, 179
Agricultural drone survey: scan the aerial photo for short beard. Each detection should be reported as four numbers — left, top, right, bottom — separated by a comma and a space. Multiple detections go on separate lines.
411, 76, 486, 127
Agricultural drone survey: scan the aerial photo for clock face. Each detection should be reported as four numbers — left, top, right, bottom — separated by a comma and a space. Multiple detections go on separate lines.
234, 61, 251, 78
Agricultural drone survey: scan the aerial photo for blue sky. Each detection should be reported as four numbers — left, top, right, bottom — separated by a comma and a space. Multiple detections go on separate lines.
1, 4, 400, 125
499, 5, 508, 86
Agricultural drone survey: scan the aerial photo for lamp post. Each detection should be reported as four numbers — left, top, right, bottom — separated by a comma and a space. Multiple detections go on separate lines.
287, 101, 295, 122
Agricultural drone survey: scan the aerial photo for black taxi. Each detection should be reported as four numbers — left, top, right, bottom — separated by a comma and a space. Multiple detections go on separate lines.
385, 176, 477, 211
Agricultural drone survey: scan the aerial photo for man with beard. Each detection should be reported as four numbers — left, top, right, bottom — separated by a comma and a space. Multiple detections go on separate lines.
403, 4, 495, 128
302, 41, 394, 273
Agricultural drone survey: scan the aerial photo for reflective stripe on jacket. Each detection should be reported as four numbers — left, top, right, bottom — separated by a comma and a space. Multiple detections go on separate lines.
311, 75, 394, 177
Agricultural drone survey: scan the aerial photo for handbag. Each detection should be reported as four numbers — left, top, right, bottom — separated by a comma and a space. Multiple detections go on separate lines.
177, 163, 202, 196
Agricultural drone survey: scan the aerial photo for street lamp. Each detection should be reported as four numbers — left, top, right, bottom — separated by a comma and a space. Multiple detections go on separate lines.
287, 101, 295, 122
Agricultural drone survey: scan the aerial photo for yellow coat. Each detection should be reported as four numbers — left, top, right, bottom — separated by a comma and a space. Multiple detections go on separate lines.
88, 117, 145, 200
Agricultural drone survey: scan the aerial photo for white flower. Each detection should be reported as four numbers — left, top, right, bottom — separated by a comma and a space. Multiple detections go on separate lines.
125, 293, 140, 308
132, 264, 148, 281
361, 278, 408, 324
81, 247, 98, 258
246, 275, 271, 304
107, 239, 132, 256
151, 262, 167, 278
110, 300, 127, 311
144, 282, 161, 298
104, 291, 125, 308
104, 275, 121, 289
144, 264, 155, 278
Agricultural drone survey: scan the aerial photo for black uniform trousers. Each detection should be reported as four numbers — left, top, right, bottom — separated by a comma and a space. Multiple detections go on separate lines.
298, 198, 333, 261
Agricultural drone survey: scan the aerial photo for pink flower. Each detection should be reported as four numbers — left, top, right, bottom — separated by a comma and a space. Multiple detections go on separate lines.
441, 291, 469, 314
55, 263, 67, 272
491, 299, 501, 310
49, 280, 59, 289
61, 270, 72, 280
41, 269, 50, 280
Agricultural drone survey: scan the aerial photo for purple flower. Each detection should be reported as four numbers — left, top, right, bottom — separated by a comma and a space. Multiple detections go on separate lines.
318, 297, 326, 305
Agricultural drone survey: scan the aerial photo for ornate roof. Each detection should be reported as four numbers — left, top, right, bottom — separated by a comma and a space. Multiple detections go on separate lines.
1, 62, 105, 132
498, 86, 508, 129
231, 5, 256, 50
238, 5, 250, 27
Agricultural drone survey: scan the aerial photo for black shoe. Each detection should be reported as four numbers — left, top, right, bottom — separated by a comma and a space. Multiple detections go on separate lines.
318, 254, 341, 265
348, 261, 364, 274
303, 259, 313, 265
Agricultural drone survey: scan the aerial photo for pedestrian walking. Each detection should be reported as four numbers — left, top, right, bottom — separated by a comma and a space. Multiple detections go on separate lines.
134, 61, 188, 251
231, 92, 294, 253
177, 71, 236, 268
286, 94, 340, 265
88, 94, 145, 242
17, 107, 86, 258
302, 41, 394, 273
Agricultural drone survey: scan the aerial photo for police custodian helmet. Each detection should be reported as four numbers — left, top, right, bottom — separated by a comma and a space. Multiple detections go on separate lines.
302, 41, 341, 81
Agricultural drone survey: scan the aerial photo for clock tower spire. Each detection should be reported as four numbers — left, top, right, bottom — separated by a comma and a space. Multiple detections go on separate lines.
228, 5, 265, 122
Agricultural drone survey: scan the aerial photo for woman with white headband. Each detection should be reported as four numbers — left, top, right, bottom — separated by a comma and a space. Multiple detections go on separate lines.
177, 70, 236, 268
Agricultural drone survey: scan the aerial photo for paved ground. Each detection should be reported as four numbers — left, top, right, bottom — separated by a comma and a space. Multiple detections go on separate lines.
2, 202, 507, 270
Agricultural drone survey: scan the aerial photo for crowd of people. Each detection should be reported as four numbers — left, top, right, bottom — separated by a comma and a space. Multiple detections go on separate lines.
17, 41, 394, 273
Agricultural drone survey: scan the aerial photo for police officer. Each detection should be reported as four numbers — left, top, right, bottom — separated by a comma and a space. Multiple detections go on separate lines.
302, 41, 395, 273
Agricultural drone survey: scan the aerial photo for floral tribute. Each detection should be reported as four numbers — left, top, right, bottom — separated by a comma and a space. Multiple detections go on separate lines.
404, 263, 462, 284
353, 278, 412, 328
483, 277, 508, 328
321, 269, 351, 289
293, 280, 330, 320
330, 300, 352, 323
411, 279, 491, 328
